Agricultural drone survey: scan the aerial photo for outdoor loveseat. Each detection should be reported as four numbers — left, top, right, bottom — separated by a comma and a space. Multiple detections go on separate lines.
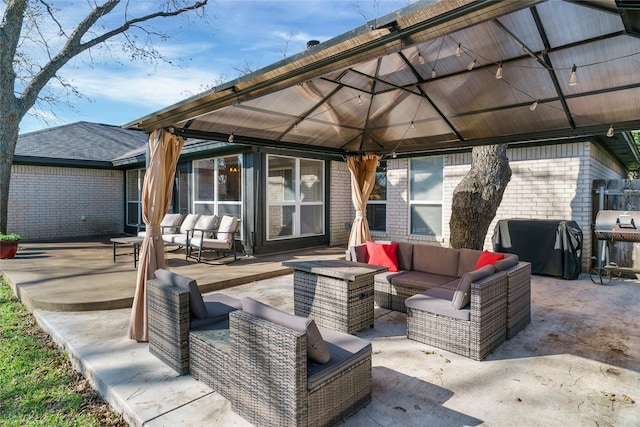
147, 270, 372, 426
349, 241, 531, 360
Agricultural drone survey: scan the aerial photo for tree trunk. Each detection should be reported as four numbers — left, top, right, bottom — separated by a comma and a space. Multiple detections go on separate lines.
449, 144, 512, 250
0, 104, 21, 235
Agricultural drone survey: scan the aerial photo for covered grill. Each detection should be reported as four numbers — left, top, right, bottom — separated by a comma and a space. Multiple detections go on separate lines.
594, 210, 640, 243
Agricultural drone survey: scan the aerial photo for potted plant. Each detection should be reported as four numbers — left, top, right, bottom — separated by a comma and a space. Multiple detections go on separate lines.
0, 233, 21, 259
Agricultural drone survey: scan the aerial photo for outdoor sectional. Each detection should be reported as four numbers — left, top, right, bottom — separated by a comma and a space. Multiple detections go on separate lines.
349, 241, 532, 360
147, 269, 372, 427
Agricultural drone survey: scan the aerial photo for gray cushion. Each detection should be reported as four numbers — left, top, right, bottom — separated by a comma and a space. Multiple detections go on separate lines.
494, 254, 519, 271
423, 287, 455, 301
457, 248, 483, 277
451, 264, 496, 310
349, 244, 368, 263
396, 242, 414, 271
413, 245, 460, 277
179, 214, 201, 234
307, 326, 371, 390
405, 293, 470, 321
374, 270, 407, 285
154, 269, 208, 320
241, 297, 330, 364
390, 270, 457, 289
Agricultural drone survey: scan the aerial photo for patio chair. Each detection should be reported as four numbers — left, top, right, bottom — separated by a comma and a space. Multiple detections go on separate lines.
147, 269, 241, 375
173, 214, 219, 255
161, 213, 201, 247
405, 269, 508, 361
187, 215, 242, 262
137, 213, 184, 238
230, 297, 372, 427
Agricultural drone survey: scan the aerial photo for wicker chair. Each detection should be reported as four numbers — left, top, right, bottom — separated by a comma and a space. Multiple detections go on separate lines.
147, 270, 241, 376
229, 299, 373, 427
405, 271, 508, 361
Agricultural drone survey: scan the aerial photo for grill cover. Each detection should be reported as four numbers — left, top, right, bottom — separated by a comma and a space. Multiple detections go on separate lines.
594, 210, 640, 242
492, 219, 582, 280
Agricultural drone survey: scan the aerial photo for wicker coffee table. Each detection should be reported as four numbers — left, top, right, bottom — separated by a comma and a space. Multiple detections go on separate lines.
282, 259, 387, 334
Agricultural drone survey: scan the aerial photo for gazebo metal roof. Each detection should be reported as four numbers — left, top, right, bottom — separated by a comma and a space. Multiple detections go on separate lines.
125, 0, 640, 165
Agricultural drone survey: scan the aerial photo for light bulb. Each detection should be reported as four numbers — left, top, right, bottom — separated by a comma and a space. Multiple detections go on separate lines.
358, 95, 363, 105
411, 121, 416, 130
467, 59, 476, 71
496, 63, 503, 79
418, 53, 425, 65
392, 151, 397, 159
431, 68, 436, 78
293, 123, 298, 133
569, 64, 578, 86
529, 100, 538, 111
607, 125, 614, 137
456, 43, 461, 57
228, 133, 234, 143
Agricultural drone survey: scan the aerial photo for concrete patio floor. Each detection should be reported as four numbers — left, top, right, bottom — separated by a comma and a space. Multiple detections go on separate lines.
2, 239, 639, 426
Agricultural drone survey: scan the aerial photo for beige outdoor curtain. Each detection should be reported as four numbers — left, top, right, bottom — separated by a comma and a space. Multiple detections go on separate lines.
347, 153, 380, 248
129, 129, 185, 342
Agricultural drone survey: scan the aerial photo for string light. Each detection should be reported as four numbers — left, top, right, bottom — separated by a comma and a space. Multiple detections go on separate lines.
411, 121, 416, 130
569, 64, 578, 86
530, 100, 538, 111
418, 53, 425, 65
455, 43, 461, 57
228, 133, 234, 143
467, 59, 476, 71
431, 68, 436, 78
392, 151, 397, 158
496, 62, 503, 79
358, 95, 363, 105
293, 123, 298, 133
607, 125, 614, 137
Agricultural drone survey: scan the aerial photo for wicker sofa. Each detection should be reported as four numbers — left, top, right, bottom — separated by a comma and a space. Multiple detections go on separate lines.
349, 241, 531, 359
147, 272, 372, 426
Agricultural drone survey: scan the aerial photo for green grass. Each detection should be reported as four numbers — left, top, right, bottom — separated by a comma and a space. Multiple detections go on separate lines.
0, 276, 125, 426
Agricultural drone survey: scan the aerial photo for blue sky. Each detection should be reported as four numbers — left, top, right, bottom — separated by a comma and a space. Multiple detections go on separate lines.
19, 0, 415, 135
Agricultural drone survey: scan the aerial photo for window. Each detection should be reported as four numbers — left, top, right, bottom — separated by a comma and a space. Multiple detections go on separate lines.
367, 160, 387, 232
126, 169, 145, 227
267, 155, 324, 240
193, 155, 242, 219
409, 157, 443, 237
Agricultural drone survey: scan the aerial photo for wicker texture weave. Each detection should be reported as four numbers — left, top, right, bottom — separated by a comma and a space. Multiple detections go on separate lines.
230, 310, 372, 427
147, 279, 190, 375
293, 270, 377, 334
189, 321, 232, 399
374, 278, 434, 313
406, 272, 508, 361
503, 262, 532, 339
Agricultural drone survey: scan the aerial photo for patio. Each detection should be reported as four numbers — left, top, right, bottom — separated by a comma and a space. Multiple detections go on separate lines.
1, 239, 638, 426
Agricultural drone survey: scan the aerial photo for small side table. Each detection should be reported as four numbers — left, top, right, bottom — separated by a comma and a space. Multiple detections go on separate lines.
110, 236, 144, 268
282, 259, 387, 334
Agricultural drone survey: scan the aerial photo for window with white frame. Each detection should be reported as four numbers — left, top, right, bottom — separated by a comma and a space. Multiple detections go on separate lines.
367, 160, 387, 232
126, 169, 145, 227
409, 156, 443, 237
193, 155, 243, 219
267, 155, 324, 240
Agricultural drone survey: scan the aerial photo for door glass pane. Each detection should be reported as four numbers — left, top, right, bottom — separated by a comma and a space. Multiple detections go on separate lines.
299, 159, 323, 202
369, 161, 387, 201
127, 202, 139, 226
268, 205, 295, 239
218, 155, 242, 201
194, 159, 215, 200
177, 169, 189, 216
194, 203, 215, 215
410, 205, 442, 237
300, 205, 323, 235
218, 204, 241, 218
410, 157, 443, 201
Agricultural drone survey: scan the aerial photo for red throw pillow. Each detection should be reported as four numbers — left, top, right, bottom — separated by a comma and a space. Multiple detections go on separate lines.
366, 241, 399, 272
475, 250, 505, 269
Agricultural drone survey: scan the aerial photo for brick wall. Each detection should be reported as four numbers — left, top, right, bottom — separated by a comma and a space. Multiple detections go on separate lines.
8, 165, 124, 240
345, 141, 624, 270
